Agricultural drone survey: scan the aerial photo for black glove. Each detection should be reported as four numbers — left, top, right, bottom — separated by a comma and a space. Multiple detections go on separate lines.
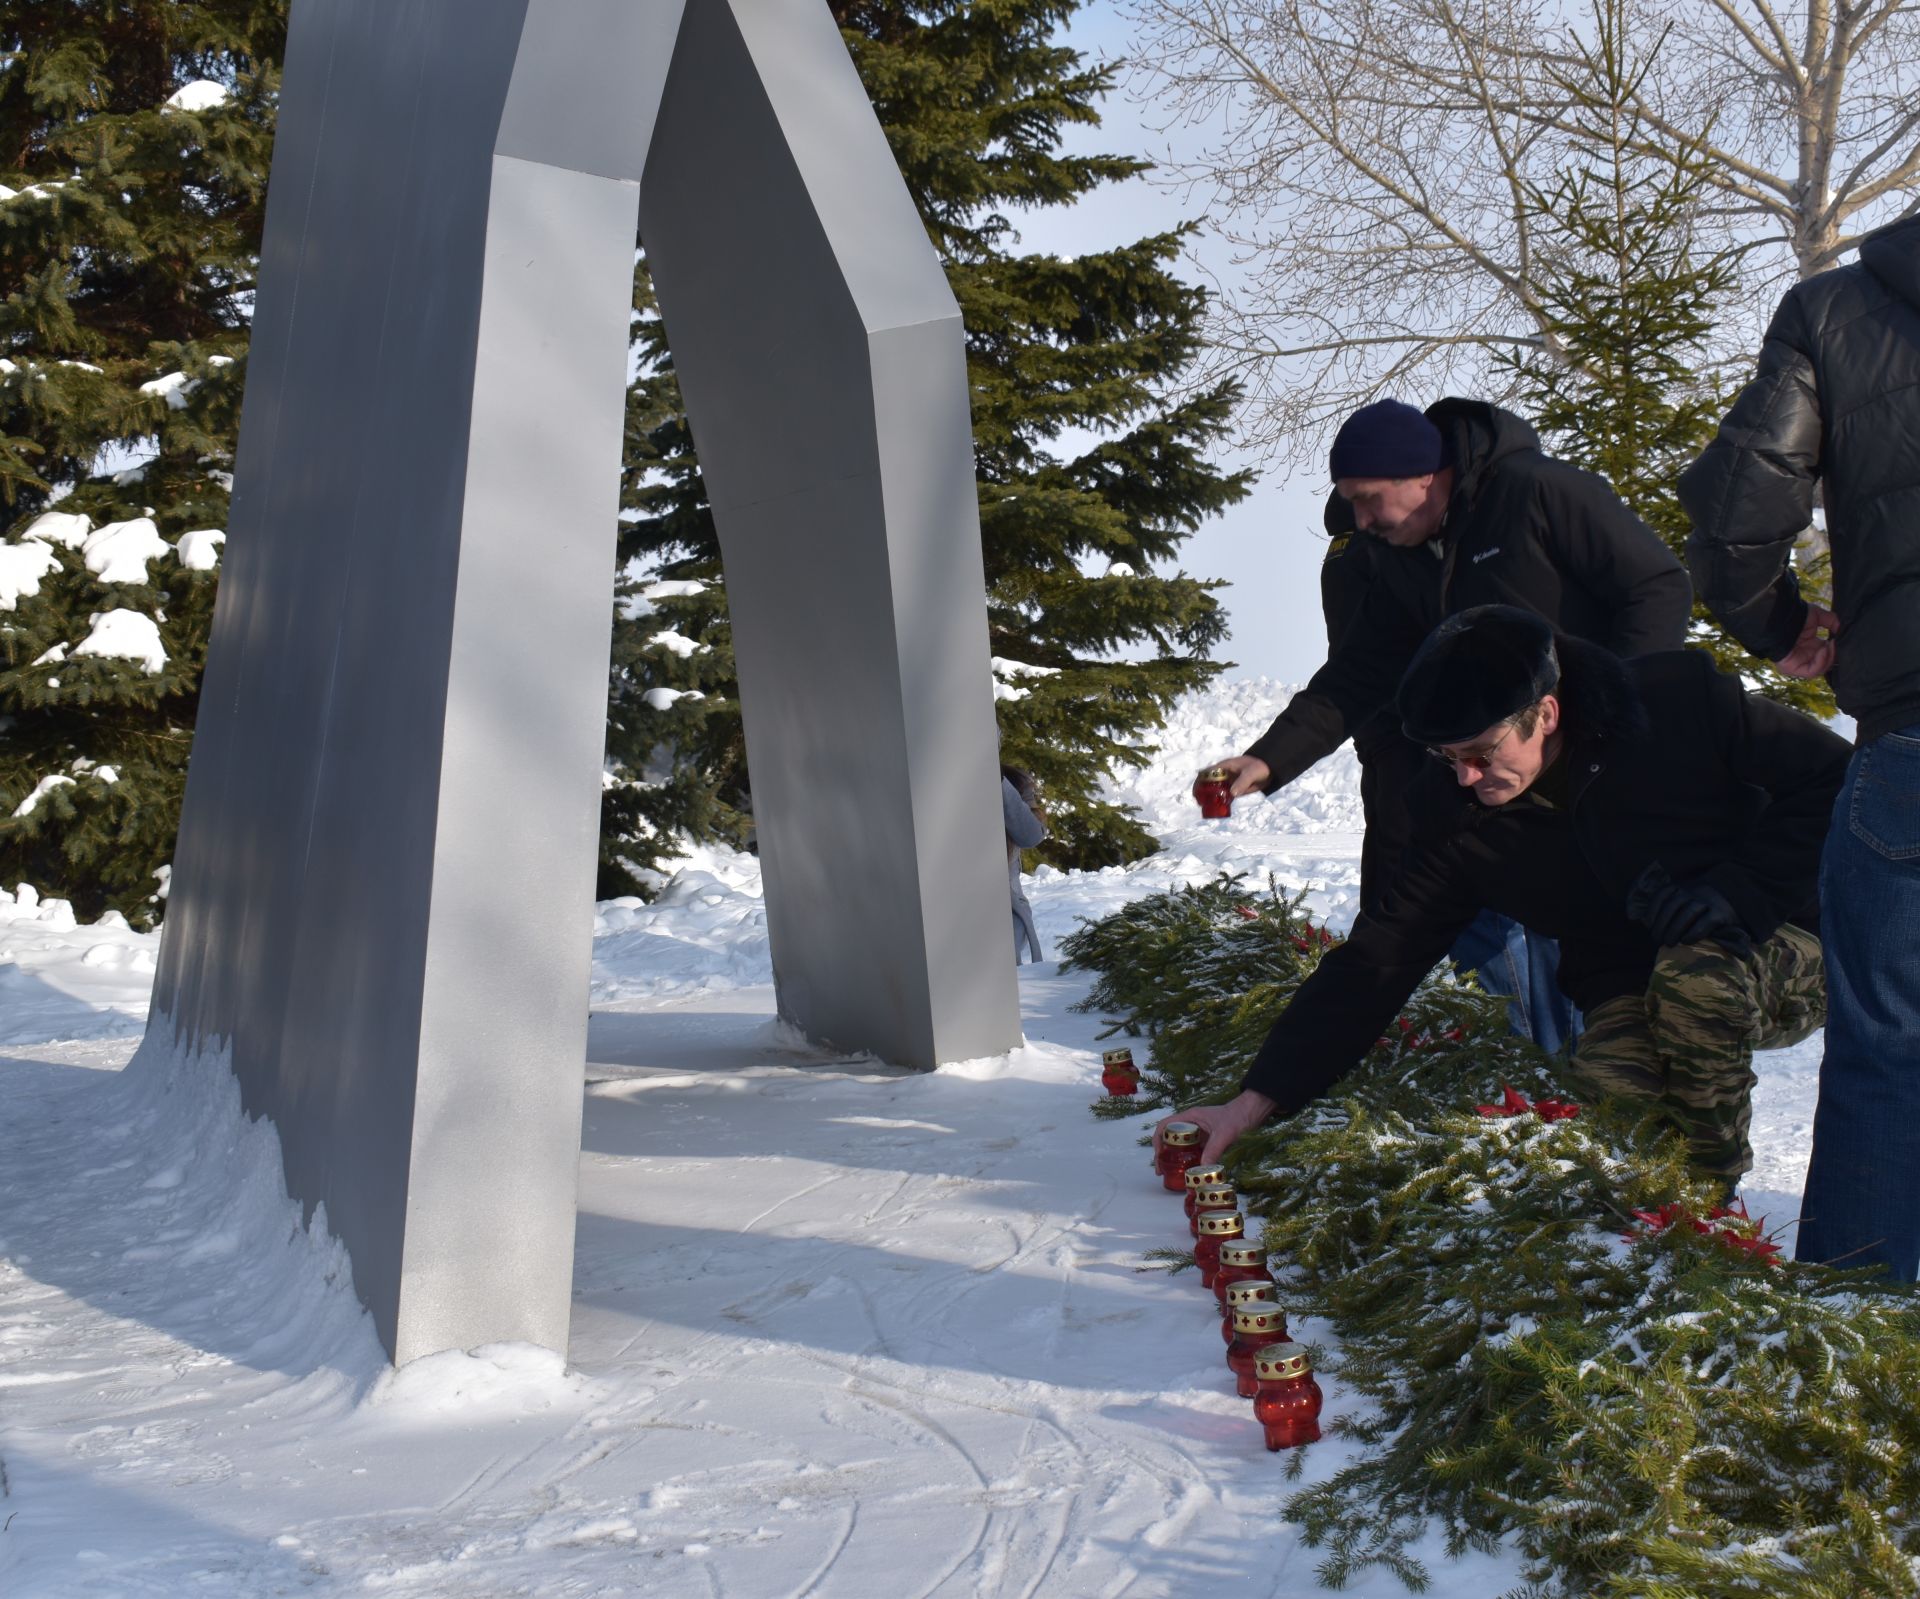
1625, 860, 1675, 927
1628, 864, 1752, 956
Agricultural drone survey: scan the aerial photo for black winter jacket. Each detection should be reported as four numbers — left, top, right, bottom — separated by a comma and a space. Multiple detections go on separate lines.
1678, 215, 1920, 744
1319, 525, 1429, 915
1318, 521, 1405, 762
1246, 400, 1693, 791
1239, 642, 1849, 1115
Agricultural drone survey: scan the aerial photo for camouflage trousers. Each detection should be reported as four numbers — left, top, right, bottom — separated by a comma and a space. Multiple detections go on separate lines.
1564, 925, 1826, 1183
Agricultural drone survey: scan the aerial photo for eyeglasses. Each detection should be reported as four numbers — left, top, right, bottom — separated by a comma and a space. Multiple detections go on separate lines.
1427, 720, 1519, 772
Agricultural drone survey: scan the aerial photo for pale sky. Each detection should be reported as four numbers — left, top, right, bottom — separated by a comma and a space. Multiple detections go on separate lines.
1011, 0, 1333, 685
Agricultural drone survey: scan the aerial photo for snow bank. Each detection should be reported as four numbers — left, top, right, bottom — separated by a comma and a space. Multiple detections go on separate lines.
592, 845, 772, 1002
0, 883, 154, 1044
1102, 674, 1364, 840
363, 1341, 595, 1419
0, 676, 1367, 1039
589, 675, 1368, 1002
115, 1029, 381, 1371
1, 1026, 380, 1395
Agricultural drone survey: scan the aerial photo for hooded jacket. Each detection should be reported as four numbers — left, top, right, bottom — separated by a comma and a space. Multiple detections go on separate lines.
1678, 215, 1920, 744
1238, 640, 1849, 1115
1247, 400, 1692, 793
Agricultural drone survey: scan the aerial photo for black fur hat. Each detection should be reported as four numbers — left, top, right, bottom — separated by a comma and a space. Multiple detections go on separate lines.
1397, 605, 1561, 745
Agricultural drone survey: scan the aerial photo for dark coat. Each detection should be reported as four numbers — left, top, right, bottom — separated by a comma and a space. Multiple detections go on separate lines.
1238, 642, 1850, 1115
1245, 400, 1694, 793
1678, 214, 1920, 745
1319, 524, 1428, 915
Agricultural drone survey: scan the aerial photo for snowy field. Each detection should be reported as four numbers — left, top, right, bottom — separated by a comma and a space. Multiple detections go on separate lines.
0, 677, 1822, 1597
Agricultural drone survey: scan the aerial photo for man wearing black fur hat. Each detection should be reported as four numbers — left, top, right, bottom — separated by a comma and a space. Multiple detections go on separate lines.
1199, 398, 1693, 1052
1162, 606, 1847, 1186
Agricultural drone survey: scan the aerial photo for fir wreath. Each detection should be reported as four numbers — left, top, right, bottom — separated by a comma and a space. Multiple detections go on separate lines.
1065, 875, 1920, 1598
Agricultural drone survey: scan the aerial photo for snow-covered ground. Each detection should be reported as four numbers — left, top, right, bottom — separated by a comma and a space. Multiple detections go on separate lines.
0, 677, 1822, 1596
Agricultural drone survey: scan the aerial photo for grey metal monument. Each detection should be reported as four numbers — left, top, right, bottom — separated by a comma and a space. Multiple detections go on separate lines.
153, 0, 1021, 1364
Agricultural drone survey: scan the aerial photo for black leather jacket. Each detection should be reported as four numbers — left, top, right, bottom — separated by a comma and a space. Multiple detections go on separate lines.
1679, 215, 1920, 744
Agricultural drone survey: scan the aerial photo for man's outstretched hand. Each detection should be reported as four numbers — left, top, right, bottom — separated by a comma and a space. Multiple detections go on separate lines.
1154, 1089, 1278, 1165
1775, 603, 1839, 680
1195, 754, 1273, 799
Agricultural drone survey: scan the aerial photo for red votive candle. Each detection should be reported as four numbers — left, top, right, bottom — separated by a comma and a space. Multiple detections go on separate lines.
1158, 1123, 1204, 1190
1212, 1238, 1275, 1307
1182, 1163, 1229, 1219
1193, 765, 1234, 820
1188, 1184, 1237, 1240
1252, 1341, 1323, 1449
1100, 1047, 1141, 1097
1194, 1208, 1246, 1289
1227, 1300, 1290, 1397
1221, 1279, 1280, 1345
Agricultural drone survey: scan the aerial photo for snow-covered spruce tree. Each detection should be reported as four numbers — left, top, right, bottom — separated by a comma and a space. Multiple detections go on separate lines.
0, 4, 280, 925
602, 0, 1248, 893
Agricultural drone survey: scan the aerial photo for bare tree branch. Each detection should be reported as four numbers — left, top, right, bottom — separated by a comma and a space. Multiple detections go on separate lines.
1124, 0, 1920, 461
1701, 0, 1799, 80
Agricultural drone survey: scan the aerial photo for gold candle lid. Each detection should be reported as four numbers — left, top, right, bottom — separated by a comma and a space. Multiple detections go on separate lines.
1101, 1047, 1136, 1068
1218, 1239, 1267, 1268
1196, 1209, 1245, 1238
1223, 1279, 1278, 1309
1200, 765, 1232, 782
1254, 1340, 1312, 1380
1231, 1302, 1287, 1335
1191, 1184, 1237, 1210
1183, 1163, 1229, 1192
1161, 1121, 1203, 1148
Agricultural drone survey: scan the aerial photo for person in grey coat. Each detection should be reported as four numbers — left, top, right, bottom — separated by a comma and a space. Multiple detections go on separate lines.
1002, 769, 1045, 962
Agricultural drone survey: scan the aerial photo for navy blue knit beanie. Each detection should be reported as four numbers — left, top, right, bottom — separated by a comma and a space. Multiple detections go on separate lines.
1328, 399, 1445, 482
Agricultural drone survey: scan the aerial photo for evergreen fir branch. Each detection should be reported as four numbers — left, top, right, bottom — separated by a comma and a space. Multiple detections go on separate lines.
1138, 1245, 1197, 1276
1072, 877, 1920, 1596
0, 1, 280, 922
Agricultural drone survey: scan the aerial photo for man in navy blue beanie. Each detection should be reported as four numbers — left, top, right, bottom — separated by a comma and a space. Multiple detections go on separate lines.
1328, 398, 1448, 487
1195, 396, 1693, 1050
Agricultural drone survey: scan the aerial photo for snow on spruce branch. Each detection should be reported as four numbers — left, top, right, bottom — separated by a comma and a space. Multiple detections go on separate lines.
73, 610, 168, 673
990, 655, 1060, 703
162, 80, 232, 114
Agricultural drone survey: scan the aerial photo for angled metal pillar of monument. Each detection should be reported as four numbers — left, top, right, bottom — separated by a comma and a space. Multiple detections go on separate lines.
153, 0, 1020, 1364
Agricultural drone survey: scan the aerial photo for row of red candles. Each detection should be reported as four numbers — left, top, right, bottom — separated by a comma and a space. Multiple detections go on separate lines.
1107, 1044, 1322, 1452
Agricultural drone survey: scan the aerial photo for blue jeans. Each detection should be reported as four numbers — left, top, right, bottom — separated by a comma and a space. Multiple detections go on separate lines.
1797, 723, 1920, 1281
1450, 910, 1581, 1057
